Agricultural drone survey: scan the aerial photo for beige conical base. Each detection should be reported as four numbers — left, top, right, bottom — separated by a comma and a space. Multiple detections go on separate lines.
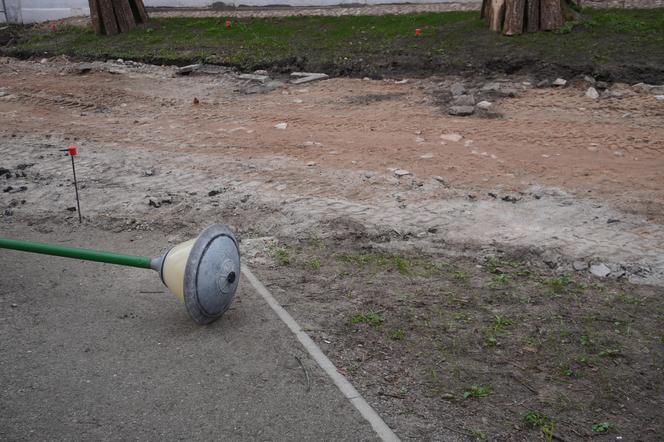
161, 239, 195, 302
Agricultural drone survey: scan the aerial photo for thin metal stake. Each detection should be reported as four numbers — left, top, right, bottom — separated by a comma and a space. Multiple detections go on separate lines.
70, 154, 82, 223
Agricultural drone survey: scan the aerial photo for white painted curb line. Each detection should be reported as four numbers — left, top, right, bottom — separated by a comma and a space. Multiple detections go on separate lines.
242, 266, 400, 442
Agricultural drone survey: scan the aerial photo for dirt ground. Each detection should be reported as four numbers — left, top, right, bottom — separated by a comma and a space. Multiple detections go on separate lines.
1, 57, 663, 440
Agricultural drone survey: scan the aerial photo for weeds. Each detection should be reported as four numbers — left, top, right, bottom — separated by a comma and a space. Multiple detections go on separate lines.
271, 246, 292, 266
524, 411, 555, 441
463, 385, 492, 399
350, 311, 383, 327
390, 329, 405, 340
592, 422, 612, 433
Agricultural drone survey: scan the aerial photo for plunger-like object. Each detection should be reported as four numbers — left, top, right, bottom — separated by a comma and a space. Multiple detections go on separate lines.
0, 224, 240, 325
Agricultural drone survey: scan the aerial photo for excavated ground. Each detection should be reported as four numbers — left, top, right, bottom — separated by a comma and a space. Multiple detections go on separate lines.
1, 57, 663, 440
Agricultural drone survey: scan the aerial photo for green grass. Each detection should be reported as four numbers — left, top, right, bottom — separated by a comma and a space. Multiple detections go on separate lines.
463, 385, 492, 399
350, 311, 384, 327
6, 8, 664, 80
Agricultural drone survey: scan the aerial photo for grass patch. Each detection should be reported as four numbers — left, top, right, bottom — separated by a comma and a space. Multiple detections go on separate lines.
350, 311, 384, 327
5, 8, 664, 81
463, 385, 492, 399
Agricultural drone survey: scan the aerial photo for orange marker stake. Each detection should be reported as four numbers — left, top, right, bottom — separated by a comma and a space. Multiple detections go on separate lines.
415, 28, 422, 36
225, 20, 231, 28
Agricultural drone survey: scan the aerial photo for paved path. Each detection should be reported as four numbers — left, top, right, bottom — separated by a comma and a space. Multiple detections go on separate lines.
0, 226, 381, 441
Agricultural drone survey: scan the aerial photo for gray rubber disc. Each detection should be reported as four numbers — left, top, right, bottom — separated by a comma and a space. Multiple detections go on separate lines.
183, 224, 240, 325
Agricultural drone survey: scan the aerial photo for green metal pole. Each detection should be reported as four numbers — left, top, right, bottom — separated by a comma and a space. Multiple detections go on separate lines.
0, 237, 152, 269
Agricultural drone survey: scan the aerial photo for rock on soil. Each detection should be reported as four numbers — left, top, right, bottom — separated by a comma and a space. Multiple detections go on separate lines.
586, 87, 599, 100
448, 106, 474, 116
452, 94, 475, 106
274, 122, 288, 130
290, 73, 329, 85
450, 82, 466, 96
590, 263, 612, 278
476, 100, 492, 110
175, 64, 201, 76
394, 169, 411, 177
440, 133, 463, 142
655, 95, 664, 101
552, 78, 567, 87
573, 260, 589, 271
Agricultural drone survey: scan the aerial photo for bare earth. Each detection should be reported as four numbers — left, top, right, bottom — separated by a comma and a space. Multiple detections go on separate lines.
1, 57, 664, 440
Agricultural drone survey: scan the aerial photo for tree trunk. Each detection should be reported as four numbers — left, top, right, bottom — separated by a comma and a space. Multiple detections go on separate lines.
540, 0, 564, 30
89, 0, 103, 35
88, 0, 149, 35
525, 0, 540, 32
487, 0, 507, 32
503, 0, 526, 35
483, 0, 563, 34
97, 0, 119, 36
111, 0, 136, 33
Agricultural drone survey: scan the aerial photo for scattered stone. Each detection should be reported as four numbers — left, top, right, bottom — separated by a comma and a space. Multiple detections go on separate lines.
40, 58, 48, 64
420, 153, 434, 159
433, 176, 447, 185
590, 263, 611, 278
440, 133, 463, 142
481, 82, 501, 92
448, 106, 474, 116
595, 81, 609, 90
10, 303, 17, 308
501, 195, 520, 203
415, 136, 425, 143
239, 73, 270, 83
649, 85, 664, 94
208, 189, 223, 197
552, 78, 567, 87
450, 82, 466, 96
395, 79, 408, 84
452, 94, 475, 106
613, 150, 625, 157
632, 83, 651, 93
655, 95, 664, 101
440, 393, 455, 401
72, 63, 93, 74
573, 261, 588, 271
607, 218, 620, 224
583, 75, 596, 85
363, 171, 376, 179
585, 87, 599, 100
175, 64, 201, 76
536, 79, 550, 88
290, 72, 329, 85
253, 69, 268, 75
394, 169, 411, 177
476, 100, 492, 110
274, 122, 288, 130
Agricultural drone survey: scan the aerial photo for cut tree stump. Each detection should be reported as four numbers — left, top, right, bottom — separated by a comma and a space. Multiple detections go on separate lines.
503, 0, 526, 35
540, 0, 564, 30
88, 0, 148, 36
483, 0, 566, 34
525, 0, 540, 32
487, 0, 507, 32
